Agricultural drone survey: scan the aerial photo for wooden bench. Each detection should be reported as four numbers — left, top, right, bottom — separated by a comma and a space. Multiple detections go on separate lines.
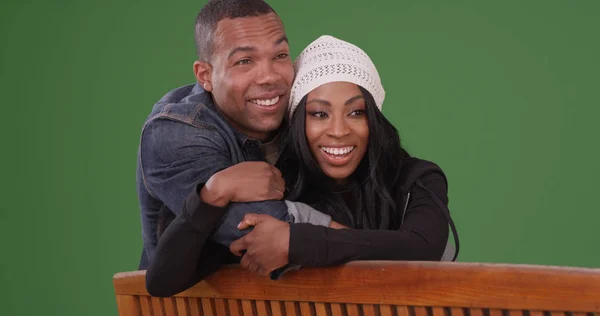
113, 261, 600, 316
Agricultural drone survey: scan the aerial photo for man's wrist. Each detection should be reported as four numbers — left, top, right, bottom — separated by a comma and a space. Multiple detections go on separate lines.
199, 172, 230, 207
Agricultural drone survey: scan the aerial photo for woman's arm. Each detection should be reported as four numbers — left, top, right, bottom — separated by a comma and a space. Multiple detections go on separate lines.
287, 171, 450, 267
145, 185, 239, 297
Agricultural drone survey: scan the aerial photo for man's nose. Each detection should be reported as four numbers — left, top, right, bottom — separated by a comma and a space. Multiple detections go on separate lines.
255, 61, 282, 85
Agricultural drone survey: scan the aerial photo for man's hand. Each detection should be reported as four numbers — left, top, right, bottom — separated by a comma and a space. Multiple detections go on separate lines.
230, 214, 290, 276
200, 162, 285, 207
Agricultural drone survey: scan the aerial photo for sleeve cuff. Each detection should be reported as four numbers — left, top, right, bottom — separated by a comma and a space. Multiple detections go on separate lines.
285, 201, 332, 227
182, 182, 228, 233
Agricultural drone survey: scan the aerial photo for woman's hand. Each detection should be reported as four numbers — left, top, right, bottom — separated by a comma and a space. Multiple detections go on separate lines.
329, 221, 349, 229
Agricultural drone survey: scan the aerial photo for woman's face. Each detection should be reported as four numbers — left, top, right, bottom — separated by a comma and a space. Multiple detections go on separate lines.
304, 81, 369, 184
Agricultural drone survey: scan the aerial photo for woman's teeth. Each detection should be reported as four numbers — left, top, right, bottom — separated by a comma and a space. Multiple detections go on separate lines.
320, 146, 355, 156
249, 96, 279, 106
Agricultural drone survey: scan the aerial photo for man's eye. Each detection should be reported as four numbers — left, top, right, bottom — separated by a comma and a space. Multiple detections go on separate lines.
276, 53, 289, 59
235, 59, 252, 65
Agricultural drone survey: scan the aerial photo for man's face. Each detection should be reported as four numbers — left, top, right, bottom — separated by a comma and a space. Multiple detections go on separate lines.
209, 13, 293, 141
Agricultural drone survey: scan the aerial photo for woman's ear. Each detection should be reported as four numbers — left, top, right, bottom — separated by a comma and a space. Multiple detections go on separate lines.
193, 61, 213, 91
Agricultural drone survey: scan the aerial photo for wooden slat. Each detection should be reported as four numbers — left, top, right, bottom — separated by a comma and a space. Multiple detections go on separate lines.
163, 297, 177, 316
508, 310, 523, 316
380, 305, 394, 316
347, 303, 360, 316
285, 301, 298, 316
330, 303, 344, 316
175, 297, 189, 316
363, 304, 377, 316
188, 299, 202, 316
140, 296, 154, 316
315, 303, 328, 316
201, 298, 214, 316
396, 305, 410, 316
489, 309, 503, 316
187, 297, 202, 316
241, 300, 254, 316
300, 302, 313, 315
227, 299, 241, 316
213, 299, 227, 316
451, 308, 466, 316
116, 295, 140, 316
114, 261, 600, 312
433, 307, 446, 316
255, 301, 269, 316
270, 301, 284, 316
572, 313, 587, 316
551, 313, 566, 316
414, 306, 429, 316
151, 297, 165, 316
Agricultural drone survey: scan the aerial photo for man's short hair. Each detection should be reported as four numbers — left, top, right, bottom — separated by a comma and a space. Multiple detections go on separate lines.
195, 0, 277, 62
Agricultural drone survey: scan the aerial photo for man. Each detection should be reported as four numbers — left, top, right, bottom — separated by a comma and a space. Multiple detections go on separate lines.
137, 0, 332, 288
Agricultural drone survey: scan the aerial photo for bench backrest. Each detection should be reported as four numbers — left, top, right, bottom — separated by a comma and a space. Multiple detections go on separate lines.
113, 261, 600, 316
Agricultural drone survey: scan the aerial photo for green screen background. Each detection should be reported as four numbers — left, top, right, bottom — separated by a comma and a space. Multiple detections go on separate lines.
2, 0, 599, 315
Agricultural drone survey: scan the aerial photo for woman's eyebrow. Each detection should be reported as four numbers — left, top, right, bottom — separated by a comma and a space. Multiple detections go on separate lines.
345, 95, 364, 105
306, 99, 331, 106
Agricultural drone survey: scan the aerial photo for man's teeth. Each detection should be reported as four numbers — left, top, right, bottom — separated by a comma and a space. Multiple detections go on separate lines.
250, 96, 279, 106
321, 146, 355, 156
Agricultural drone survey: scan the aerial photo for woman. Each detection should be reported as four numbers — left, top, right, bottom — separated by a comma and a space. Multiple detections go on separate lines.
264, 35, 457, 268
146, 35, 458, 296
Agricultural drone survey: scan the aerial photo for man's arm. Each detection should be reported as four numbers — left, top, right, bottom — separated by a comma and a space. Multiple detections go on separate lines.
140, 118, 236, 296
141, 119, 328, 295
141, 118, 290, 293
140, 118, 318, 232
139, 119, 231, 217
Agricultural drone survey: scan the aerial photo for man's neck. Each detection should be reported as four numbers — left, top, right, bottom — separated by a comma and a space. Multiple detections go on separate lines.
261, 132, 282, 165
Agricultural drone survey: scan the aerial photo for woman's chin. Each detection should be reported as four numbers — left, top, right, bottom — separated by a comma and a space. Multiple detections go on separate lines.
322, 169, 353, 184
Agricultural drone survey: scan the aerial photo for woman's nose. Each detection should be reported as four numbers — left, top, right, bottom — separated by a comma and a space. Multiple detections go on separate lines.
326, 116, 350, 138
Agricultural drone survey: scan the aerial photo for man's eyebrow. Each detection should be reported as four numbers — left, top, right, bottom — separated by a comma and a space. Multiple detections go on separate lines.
306, 99, 331, 106
228, 46, 256, 59
227, 35, 287, 59
344, 95, 364, 105
274, 35, 288, 46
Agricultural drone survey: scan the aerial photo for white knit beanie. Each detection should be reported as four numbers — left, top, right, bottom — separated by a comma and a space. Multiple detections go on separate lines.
288, 35, 385, 120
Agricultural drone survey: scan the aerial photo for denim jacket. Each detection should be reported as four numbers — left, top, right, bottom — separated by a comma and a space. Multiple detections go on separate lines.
136, 83, 289, 269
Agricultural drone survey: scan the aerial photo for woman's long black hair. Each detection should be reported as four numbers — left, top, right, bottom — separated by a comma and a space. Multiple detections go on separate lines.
276, 86, 410, 230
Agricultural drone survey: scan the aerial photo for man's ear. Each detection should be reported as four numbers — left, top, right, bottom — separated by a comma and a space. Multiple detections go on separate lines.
193, 60, 213, 92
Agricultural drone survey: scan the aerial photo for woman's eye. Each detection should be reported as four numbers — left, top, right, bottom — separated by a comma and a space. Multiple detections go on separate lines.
350, 109, 365, 116
309, 111, 328, 118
